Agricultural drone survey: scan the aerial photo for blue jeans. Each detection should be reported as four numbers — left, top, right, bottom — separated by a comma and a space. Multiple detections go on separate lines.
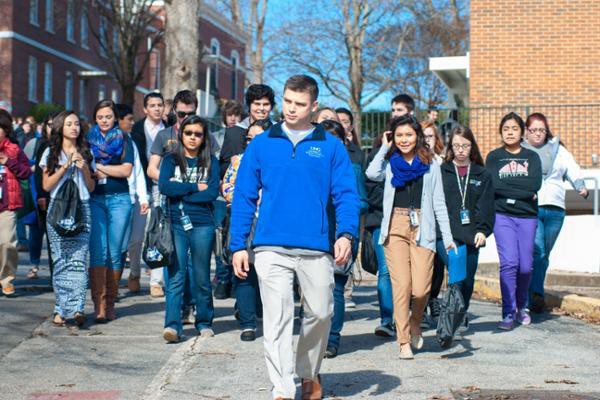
17, 218, 28, 246
530, 206, 565, 296
435, 239, 480, 311
165, 223, 215, 335
373, 229, 393, 325
89, 193, 133, 270
328, 273, 349, 349
233, 265, 262, 329
27, 222, 44, 266
214, 200, 231, 284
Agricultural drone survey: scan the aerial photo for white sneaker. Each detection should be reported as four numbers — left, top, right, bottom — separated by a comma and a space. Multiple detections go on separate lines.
345, 300, 356, 309
200, 328, 215, 338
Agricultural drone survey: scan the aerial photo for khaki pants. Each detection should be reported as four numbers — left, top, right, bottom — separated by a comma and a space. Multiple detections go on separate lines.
0, 211, 18, 288
254, 251, 334, 399
383, 209, 434, 344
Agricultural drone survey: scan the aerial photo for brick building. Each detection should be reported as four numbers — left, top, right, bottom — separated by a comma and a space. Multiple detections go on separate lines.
0, 0, 247, 121
468, 0, 600, 167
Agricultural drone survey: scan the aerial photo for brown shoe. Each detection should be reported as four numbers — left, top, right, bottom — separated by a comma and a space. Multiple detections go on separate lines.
89, 267, 108, 323
301, 375, 322, 399
106, 270, 121, 321
128, 275, 141, 293
150, 285, 164, 298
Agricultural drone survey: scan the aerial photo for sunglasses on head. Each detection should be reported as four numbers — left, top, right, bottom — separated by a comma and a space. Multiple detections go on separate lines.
183, 130, 204, 139
177, 111, 196, 119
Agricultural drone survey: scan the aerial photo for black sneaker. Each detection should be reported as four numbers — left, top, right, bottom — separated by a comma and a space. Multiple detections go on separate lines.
214, 282, 231, 299
324, 346, 338, 359
530, 293, 546, 314
429, 298, 441, 318
240, 329, 256, 341
374, 323, 395, 338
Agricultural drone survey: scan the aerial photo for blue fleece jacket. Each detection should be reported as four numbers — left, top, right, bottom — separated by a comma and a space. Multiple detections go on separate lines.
229, 122, 360, 254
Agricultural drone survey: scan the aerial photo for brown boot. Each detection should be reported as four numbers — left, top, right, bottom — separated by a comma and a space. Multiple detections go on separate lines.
301, 375, 322, 399
90, 267, 108, 323
106, 269, 121, 321
128, 275, 141, 293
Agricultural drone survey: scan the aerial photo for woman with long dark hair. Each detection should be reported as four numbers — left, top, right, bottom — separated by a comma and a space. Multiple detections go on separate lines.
366, 115, 455, 359
486, 112, 542, 330
40, 111, 95, 326
88, 99, 134, 323
522, 113, 588, 313
159, 115, 220, 343
436, 126, 495, 332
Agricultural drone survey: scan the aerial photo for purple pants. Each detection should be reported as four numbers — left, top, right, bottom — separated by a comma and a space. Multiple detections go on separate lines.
493, 213, 537, 318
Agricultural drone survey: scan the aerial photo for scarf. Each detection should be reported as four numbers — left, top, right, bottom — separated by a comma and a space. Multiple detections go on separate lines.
390, 152, 430, 188
87, 124, 124, 165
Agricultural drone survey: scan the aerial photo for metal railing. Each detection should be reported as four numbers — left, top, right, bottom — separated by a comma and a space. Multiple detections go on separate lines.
584, 177, 599, 216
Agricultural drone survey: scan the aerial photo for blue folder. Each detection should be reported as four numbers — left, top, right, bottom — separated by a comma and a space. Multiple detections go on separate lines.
447, 244, 467, 285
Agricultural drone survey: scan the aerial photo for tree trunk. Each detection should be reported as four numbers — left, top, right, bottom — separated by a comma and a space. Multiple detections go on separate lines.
121, 83, 136, 107
163, 0, 201, 100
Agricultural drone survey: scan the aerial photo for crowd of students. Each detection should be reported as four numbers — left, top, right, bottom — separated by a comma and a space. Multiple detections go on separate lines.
0, 74, 588, 400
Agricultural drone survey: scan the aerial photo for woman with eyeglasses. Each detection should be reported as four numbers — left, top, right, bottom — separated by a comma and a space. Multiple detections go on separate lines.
522, 113, 588, 313
486, 112, 542, 330
159, 116, 219, 343
88, 99, 134, 323
436, 126, 495, 332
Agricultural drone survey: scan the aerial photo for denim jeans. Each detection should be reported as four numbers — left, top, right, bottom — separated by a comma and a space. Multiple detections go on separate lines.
214, 200, 232, 284
328, 273, 349, 350
233, 265, 262, 329
435, 239, 480, 311
530, 206, 565, 297
89, 193, 133, 270
165, 223, 215, 335
27, 222, 44, 266
16, 218, 27, 246
373, 229, 393, 325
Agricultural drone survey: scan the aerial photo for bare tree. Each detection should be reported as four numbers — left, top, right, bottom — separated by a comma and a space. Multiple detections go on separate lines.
89, 0, 166, 106
162, 0, 202, 100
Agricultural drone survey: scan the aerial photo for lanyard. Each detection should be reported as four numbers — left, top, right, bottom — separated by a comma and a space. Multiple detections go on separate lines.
454, 163, 471, 210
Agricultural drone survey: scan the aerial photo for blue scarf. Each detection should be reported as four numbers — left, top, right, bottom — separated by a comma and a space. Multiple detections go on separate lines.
87, 124, 124, 165
390, 152, 430, 188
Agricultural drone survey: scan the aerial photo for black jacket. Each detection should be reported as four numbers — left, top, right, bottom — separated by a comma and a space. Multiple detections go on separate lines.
219, 125, 247, 178
131, 118, 152, 189
440, 161, 495, 246
365, 146, 384, 230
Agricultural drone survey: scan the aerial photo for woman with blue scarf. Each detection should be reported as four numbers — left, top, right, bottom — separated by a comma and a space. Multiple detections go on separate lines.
88, 100, 134, 323
366, 115, 455, 360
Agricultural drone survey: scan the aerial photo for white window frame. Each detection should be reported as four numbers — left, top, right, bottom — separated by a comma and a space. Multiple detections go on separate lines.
210, 38, 220, 92
28, 56, 38, 103
80, 5, 89, 49
111, 89, 119, 103
65, 72, 73, 110
30, 0, 39, 26
98, 84, 106, 101
66, 0, 75, 43
45, 0, 54, 33
231, 50, 239, 100
79, 80, 86, 114
44, 62, 53, 103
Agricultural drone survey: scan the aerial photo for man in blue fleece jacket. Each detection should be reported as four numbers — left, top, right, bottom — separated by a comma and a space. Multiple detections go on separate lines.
230, 75, 359, 400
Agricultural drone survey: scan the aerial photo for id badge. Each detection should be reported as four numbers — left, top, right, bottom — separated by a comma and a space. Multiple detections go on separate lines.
460, 209, 471, 225
409, 209, 420, 227
98, 178, 107, 185
506, 198, 516, 205
0, 186, 2, 199
180, 215, 193, 231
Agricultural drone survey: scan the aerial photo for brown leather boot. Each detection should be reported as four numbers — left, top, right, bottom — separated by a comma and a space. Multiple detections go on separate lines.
301, 375, 322, 399
106, 269, 121, 321
90, 267, 108, 323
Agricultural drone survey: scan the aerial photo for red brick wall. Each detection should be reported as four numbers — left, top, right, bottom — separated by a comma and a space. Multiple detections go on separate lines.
470, 0, 600, 166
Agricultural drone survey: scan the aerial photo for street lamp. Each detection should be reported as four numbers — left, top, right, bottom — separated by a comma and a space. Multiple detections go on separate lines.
202, 54, 219, 117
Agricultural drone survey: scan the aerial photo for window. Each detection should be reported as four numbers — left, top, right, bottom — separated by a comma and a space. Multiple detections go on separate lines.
65, 72, 73, 109
28, 56, 38, 102
99, 16, 107, 56
79, 80, 86, 114
98, 84, 106, 101
149, 50, 160, 90
210, 38, 220, 92
29, 0, 39, 26
45, 0, 54, 33
66, 0, 75, 42
111, 89, 118, 103
231, 51, 239, 99
80, 5, 89, 48
44, 62, 53, 103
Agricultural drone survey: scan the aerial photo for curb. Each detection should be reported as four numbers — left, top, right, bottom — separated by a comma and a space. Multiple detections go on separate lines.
473, 275, 600, 322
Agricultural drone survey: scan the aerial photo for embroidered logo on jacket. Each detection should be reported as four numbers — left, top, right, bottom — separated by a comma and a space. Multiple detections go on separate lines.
306, 146, 323, 159
498, 159, 529, 178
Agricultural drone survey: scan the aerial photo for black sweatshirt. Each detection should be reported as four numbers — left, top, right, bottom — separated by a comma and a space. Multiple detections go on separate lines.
485, 146, 542, 218
365, 146, 384, 230
440, 161, 495, 246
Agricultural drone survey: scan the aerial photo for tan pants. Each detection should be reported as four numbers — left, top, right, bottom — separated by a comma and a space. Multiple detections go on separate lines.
383, 209, 434, 344
0, 211, 18, 288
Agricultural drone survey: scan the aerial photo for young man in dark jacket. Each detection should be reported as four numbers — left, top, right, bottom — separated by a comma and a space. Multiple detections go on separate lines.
230, 75, 359, 400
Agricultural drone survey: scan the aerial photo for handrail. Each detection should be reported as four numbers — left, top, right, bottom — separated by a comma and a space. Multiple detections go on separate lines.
583, 177, 599, 216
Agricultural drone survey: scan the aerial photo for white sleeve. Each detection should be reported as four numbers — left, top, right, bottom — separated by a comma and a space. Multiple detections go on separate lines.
560, 146, 586, 190
133, 143, 148, 204
38, 148, 50, 169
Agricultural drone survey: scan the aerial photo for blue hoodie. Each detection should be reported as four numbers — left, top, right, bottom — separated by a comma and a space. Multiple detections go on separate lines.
229, 122, 360, 254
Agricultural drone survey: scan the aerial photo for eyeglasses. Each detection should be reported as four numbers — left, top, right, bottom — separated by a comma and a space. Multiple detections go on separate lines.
183, 130, 204, 138
452, 144, 472, 150
502, 126, 520, 132
528, 128, 547, 134
177, 111, 196, 119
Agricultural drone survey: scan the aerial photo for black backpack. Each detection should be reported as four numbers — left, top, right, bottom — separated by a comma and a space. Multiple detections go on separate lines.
47, 169, 85, 237
143, 205, 176, 269
436, 284, 467, 349
360, 229, 378, 275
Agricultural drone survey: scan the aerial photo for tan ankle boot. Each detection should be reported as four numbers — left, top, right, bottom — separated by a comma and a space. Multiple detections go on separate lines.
90, 267, 108, 323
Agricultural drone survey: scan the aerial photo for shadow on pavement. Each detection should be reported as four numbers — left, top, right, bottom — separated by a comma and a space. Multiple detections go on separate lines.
323, 369, 402, 398
338, 332, 395, 355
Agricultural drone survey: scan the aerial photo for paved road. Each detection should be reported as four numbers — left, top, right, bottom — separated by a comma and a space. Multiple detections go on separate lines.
1, 252, 600, 400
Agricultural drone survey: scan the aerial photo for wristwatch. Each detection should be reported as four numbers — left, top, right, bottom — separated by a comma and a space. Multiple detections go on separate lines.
338, 233, 355, 244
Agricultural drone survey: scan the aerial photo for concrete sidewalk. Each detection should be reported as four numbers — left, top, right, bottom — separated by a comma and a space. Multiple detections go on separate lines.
1, 270, 600, 400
